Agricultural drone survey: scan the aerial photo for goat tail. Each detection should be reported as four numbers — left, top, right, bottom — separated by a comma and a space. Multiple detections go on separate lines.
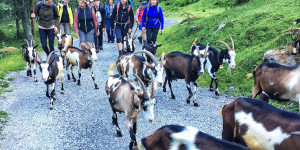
108, 62, 115, 76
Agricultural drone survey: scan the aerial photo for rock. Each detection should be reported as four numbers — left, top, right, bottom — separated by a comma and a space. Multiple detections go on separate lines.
1, 47, 19, 53
263, 49, 297, 65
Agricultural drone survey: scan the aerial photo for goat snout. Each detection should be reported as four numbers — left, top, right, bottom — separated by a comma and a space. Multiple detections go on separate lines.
149, 119, 154, 122
231, 64, 236, 69
43, 78, 48, 81
158, 83, 163, 87
198, 71, 204, 75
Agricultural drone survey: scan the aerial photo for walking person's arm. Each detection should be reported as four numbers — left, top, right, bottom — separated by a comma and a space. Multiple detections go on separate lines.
110, 6, 117, 30
31, 2, 40, 18
101, 7, 106, 31
141, 7, 147, 31
128, 7, 134, 33
53, 5, 60, 33
159, 7, 164, 35
74, 8, 79, 39
92, 9, 99, 36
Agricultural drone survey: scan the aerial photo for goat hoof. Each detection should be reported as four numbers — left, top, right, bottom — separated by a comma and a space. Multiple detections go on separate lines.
186, 99, 190, 104
34, 78, 38, 82
117, 131, 122, 137
95, 85, 99, 89
215, 91, 220, 96
61, 90, 64, 94
77, 80, 81, 85
67, 75, 71, 80
171, 95, 175, 99
209, 88, 214, 92
46, 93, 50, 98
163, 88, 166, 92
53, 96, 56, 101
193, 102, 199, 107
49, 104, 54, 110
73, 79, 76, 82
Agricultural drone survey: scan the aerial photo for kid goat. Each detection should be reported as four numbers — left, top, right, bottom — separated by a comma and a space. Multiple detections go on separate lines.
221, 98, 300, 150
105, 63, 156, 150
190, 37, 236, 95
65, 42, 99, 89
36, 51, 64, 109
162, 39, 208, 106
56, 31, 73, 66
21, 39, 38, 81
252, 62, 300, 112
138, 124, 249, 150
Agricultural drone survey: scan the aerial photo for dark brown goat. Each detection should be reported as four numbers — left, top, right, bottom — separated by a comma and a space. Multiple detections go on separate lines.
221, 98, 300, 150
138, 124, 249, 150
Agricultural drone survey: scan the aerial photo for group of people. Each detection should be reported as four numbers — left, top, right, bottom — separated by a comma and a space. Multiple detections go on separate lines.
31, 0, 164, 57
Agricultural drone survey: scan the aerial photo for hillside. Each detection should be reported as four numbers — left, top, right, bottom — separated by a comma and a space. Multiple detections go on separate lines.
157, 0, 299, 112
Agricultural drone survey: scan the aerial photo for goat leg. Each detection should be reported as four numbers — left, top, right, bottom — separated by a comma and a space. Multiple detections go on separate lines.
33, 62, 37, 82
168, 79, 175, 99
66, 62, 71, 80
78, 69, 81, 85
46, 84, 50, 98
192, 82, 199, 107
27, 62, 32, 77
61, 77, 64, 94
71, 65, 76, 82
90, 67, 99, 89
186, 83, 193, 104
163, 76, 168, 92
112, 112, 122, 137
51, 83, 56, 100
214, 78, 220, 96
209, 77, 214, 92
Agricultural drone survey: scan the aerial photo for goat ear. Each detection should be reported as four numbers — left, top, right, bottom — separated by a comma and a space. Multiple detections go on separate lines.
21, 45, 27, 49
156, 44, 162, 47
49, 59, 55, 65
143, 62, 153, 68
133, 36, 137, 40
33, 45, 39, 49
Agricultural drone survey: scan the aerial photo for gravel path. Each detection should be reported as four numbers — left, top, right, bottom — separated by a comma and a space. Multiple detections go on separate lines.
0, 18, 236, 149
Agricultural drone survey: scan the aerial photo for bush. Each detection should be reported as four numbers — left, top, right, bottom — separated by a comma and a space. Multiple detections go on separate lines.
165, 0, 200, 7
215, 0, 250, 7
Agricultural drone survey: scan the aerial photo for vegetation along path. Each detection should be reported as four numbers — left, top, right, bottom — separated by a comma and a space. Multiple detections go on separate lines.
0, 18, 235, 149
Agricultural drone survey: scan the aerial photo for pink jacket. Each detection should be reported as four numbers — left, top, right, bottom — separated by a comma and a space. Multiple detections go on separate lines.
73, 8, 98, 33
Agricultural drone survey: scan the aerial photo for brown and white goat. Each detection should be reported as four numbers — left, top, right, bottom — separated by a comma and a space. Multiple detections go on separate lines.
162, 41, 208, 106
138, 124, 249, 150
36, 51, 64, 109
56, 31, 73, 66
116, 50, 165, 93
251, 62, 300, 112
21, 39, 39, 82
221, 97, 300, 150
65, 42, 99, 89
105, 63, 156, 150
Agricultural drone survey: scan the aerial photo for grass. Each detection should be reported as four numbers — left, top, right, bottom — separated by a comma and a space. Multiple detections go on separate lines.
158, 0, 300, 112
0, 110, 8, 139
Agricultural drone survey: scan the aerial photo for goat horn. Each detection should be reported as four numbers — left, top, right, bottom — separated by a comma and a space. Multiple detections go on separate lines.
216, 41, 231, 51
31, 39, 33, 47
193, 38, 198, 45
151, 78, 155, 98
133, 50, 159, 66
204, 43, 209, 57
46, 51, 55, 63
24, 39, 29, 47
230, 36, 235, 51
133, 74, 149, 99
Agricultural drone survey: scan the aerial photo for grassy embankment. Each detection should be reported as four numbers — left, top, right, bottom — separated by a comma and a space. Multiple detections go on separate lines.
157, 0, 299, 112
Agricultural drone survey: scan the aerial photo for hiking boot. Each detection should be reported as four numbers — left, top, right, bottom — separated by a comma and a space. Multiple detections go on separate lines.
119, 50, 124, 57
111, 41, 114, 43
138, 36, 142, 44
96, 48, 100, 53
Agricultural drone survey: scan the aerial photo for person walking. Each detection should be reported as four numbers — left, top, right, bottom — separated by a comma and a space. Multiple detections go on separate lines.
111, 0, 134, 57
73, 0, 99, 49
31, 0, 59, 56
93, 0, 106, 51
57, 0, 73, 34
142, 0, 164, 47
135, 1, 147, 44
105, 0, 115, 43
114, 0, 133, 8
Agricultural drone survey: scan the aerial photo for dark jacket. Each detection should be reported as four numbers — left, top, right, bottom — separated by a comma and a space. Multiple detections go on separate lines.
93, 5, 106, 28
110, 2, 134, 29
34, 1, 59, 28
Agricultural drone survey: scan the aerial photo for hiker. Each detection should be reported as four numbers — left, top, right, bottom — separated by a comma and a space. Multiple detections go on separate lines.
93, 0, 106, 51
111, 0, 134, 57
31, 0, 59, 56
135, 1, 147, 44
114, 0, 134, 8
74, 0, 99, 49
105, 0, 115, 43
89, 0, 95, 7
142, 0, 164, 46
57, 0, 73, 34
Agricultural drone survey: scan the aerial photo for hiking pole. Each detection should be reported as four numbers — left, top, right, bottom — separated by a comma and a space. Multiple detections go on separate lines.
132, 22, 138, 37
32, 0, 37, 46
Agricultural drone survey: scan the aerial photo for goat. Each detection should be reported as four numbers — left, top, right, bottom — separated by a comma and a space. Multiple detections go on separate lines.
105, 63, 156, 150
251, 62, 300, 112
65, 42, 99, 89
124, 33, 137, 53
56, 31, 73, 66
221, 97, 300, 150
138, 124, 249, 150
142, 42, 162, 63
292, 34, 300, 54
36, 51, 64, 109
116, 50, 165, 93
162, 40, 208, 106
21, 39, 39, 82
190, 37, 236, 95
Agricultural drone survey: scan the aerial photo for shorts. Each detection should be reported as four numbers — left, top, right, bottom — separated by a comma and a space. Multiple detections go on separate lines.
79, 29, 95, 43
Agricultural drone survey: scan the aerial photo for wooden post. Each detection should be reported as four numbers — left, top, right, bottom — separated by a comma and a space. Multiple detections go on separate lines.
32, 0, 37, 45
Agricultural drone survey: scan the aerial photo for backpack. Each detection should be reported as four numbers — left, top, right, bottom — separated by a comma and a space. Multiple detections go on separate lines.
145, 4, 160, 25
116, 2, 131, 23
38, 1, 55, 15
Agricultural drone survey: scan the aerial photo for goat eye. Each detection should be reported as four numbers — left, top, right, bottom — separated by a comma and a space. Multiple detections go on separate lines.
143, 106, 147, 111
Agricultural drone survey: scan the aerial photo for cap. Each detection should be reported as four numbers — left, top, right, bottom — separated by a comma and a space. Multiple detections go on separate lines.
142, 2, 148, 6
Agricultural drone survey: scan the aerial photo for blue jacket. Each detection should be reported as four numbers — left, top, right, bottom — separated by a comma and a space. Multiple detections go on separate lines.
114, 0, 133, 8
141, 4, 164, 30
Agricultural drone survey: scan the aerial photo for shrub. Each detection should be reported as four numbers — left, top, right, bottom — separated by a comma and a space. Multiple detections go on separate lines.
215, 0, 250, 7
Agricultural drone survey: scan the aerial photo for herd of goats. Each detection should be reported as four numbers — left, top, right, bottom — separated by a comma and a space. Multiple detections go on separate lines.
19, 31, 300, 150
